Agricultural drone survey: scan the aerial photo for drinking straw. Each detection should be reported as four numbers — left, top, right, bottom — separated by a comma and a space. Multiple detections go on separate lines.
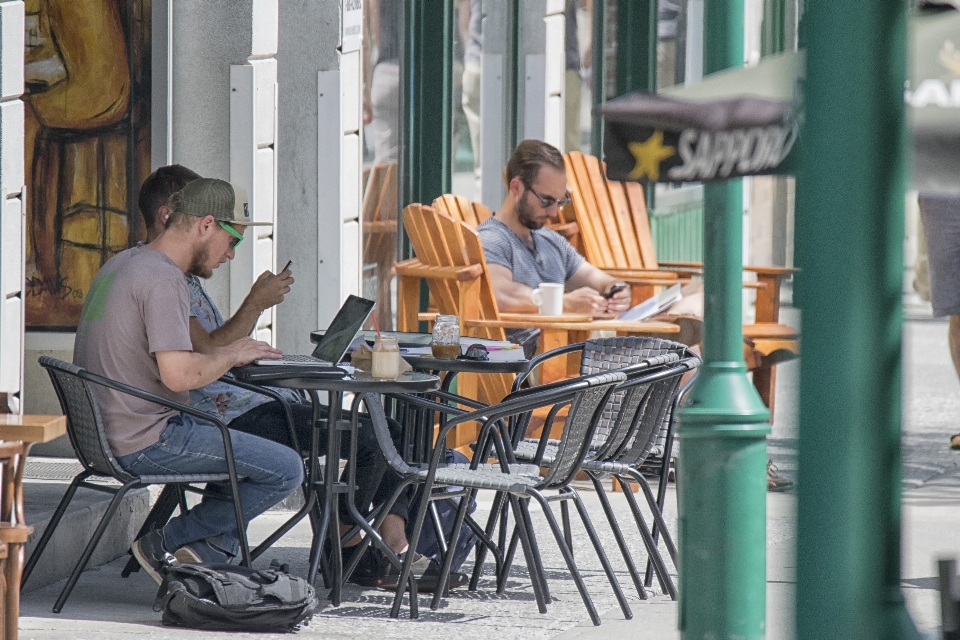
371, 313, 382, 340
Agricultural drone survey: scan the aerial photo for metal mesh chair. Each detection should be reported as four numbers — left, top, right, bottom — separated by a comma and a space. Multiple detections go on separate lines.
23, 357, 251, 613
361, 370, 630, 626
505, 337, 699, 600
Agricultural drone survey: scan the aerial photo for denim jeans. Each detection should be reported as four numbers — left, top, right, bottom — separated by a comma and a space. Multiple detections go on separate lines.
228, 400, 411, 523
116, 413, 303, 557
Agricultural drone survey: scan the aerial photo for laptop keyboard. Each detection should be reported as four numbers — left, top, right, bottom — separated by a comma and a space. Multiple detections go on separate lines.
255, 354, 333, 366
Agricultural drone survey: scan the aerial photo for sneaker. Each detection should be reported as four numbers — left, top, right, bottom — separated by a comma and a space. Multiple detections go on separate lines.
131, 529, 174, 585
950, 433, 960, 450
767, 459, 794, 492
174, 539, 234, 565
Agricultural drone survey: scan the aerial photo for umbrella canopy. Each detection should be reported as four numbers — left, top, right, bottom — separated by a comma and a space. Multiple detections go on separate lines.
599, 8, 960, 191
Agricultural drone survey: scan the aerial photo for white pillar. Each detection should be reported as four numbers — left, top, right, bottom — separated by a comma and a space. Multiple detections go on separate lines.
153, 0, 280, 334
543, 0, 565, 150
0, 0, 24, 413
277, 0, 363, 355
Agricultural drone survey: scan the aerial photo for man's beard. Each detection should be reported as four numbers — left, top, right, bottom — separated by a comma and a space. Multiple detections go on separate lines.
516, 194, 545, 230
189, 243, 213, 279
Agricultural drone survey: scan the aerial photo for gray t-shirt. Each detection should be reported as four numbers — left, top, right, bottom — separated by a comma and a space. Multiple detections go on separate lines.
477, 217, 584, 289
74, 247, 193, 458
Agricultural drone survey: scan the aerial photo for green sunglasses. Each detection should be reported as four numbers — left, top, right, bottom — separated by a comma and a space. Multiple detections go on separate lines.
218, 221, 244, 248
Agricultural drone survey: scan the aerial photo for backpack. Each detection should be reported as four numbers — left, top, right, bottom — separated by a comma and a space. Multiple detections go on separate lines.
154, 558, 318, 633
409, 449, 479, 571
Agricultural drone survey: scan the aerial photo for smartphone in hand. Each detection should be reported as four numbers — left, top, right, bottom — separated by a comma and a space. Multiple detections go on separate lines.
603, 283, 627, 299
281, 259, 293, 272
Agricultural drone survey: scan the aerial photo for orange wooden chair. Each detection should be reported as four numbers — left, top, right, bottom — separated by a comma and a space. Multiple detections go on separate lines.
362, 163, 399, 330
562, 151, 799, 414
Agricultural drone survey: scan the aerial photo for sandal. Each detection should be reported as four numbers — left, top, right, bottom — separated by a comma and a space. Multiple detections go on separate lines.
767, 459, 794, 492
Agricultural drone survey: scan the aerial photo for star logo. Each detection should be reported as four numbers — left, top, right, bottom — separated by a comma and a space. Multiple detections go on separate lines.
627, 130, 676, 182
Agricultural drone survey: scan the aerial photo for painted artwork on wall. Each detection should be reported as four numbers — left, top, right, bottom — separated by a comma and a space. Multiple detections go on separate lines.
23, 0, 151, 330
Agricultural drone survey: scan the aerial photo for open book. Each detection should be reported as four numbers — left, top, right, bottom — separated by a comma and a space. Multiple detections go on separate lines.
615, 283, 684, 322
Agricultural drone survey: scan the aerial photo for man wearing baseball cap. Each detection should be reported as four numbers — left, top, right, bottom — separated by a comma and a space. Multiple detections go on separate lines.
74, 178, 303, 583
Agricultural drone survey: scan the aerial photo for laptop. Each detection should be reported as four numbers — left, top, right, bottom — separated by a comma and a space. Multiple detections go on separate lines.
255, 295, 376, 366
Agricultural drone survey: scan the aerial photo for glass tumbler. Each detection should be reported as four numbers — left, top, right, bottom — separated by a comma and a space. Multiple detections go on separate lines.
431, 315, 460, 359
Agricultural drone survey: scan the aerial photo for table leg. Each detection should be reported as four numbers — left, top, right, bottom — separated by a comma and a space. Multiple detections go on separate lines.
326, 391, 343, 606
306, 390, 326, 586
539, 328, 569, 384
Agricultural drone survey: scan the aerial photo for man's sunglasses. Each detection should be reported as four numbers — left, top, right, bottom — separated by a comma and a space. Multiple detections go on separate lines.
219, 221, 244, 249
522, 180, 572, 209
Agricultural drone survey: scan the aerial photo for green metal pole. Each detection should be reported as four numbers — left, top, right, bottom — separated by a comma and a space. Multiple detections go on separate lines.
676, 1, 771, 638
614, 0, 657, 96
795, 2, 920, 639
590, 0, 606, 157
400, 0, 454, 329
614, 0, 657, 206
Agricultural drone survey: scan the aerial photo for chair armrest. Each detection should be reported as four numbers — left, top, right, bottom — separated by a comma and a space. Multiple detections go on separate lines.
77, 368, 233, 437
511, 342, 585, 392
394, 259, 484, 282
743, 265, 798, 279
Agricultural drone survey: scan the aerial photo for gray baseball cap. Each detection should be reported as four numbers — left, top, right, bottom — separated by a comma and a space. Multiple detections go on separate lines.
175, 178, 270, 226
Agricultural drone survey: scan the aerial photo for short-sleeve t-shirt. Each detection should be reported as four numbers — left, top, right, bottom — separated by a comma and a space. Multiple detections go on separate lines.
477, 217, 585, 289
74, 247, 193, 458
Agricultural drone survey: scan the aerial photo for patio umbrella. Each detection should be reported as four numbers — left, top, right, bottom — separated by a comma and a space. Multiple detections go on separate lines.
599, 7, 960, 192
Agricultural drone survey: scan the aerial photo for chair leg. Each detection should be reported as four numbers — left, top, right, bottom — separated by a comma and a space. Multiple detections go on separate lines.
515, 496, 551, 605
560, 500, 573, 559
510, 496, 548, 614
470, 490, 507, 591
617, 476, 677, 600
429, 489, 476, 611
53, 481, 138, 613
121, 483, 182, 578
22, 472, 91, 588
646, 425, 677, 587
588, 474, 648, 600
568, 488, 633, 620
629, 470, 678, 563
528, 490, 602, 626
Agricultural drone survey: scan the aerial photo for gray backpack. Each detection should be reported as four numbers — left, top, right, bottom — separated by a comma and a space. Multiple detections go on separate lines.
154, 558, 318, 633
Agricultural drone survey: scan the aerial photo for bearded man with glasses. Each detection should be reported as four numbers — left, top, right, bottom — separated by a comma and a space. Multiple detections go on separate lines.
477, 140, 632, 357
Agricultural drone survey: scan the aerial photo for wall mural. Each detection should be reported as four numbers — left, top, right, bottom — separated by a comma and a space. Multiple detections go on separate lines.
23, 0, 151, 330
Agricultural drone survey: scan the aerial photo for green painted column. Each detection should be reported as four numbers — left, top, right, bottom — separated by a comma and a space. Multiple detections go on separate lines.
400, 0, 454, 209
400, 0, 454, 328
676, 1, 771, 638
590, 0, 606, 156
795, 2, 920, 639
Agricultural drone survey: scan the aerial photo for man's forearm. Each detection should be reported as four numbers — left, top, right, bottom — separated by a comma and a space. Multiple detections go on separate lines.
157, 347, 239, 393
206, 299, 262, 348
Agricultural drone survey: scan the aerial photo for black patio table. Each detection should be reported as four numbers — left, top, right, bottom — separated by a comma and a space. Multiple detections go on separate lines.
231, 366, 440, 606
312, 330, 531, 461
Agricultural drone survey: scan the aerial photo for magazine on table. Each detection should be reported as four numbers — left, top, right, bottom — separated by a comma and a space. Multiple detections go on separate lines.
614, 283, 684, 322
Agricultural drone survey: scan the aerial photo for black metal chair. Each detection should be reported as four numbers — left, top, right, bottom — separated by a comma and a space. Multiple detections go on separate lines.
504, 337, 699, 600
363, 370, 630, 625
23, 357, 251, 613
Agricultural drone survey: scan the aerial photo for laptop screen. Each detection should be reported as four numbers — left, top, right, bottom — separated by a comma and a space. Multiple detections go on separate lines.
311, 295, 376, 363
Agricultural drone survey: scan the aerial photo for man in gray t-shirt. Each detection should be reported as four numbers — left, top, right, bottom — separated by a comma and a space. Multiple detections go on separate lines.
478, 140, 632, 355
75, 178, 303, 584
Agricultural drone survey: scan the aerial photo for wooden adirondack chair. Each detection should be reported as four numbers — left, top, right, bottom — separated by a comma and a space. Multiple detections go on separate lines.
394, 204, 679, 446
362, 163, 398, 330
562, 150, 799, 415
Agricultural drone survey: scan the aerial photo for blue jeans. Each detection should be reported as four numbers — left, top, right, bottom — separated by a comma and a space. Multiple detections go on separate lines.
116, 413, 303, 557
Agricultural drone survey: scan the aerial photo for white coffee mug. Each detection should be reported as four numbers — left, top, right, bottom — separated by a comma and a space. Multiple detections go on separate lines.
531, 283, 564, 316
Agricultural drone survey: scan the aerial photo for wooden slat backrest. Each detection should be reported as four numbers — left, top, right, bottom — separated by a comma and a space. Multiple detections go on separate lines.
433, 194, 491, 229
565, 151, 614, 269
623, 181, 658, 270
404, 204, 511, 405
565, 151, 661, 271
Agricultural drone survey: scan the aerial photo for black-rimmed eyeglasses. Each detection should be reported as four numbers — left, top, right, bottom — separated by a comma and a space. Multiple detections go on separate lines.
522, 180, 572, 209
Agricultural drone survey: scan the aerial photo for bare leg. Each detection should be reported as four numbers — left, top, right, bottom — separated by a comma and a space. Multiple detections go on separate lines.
378, 514, 409, 554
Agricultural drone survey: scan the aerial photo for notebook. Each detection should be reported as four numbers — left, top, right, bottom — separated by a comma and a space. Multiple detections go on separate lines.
255, 295, 375, 366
